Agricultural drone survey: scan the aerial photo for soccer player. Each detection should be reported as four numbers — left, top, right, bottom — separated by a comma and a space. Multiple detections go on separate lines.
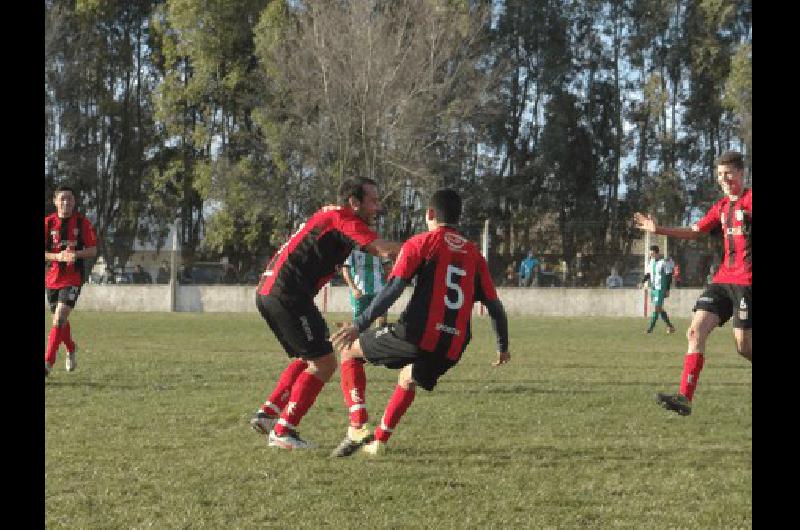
341, 235, 389, 328
44, 186, 98, 376
329, 188, 510, 457
249, 177, 402, 449
641, 245, 676, 334
634, 150, 751, 416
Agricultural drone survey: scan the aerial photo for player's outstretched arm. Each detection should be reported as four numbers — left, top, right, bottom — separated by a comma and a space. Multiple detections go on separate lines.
364, 239, 403, 260
633, 212, 701, 240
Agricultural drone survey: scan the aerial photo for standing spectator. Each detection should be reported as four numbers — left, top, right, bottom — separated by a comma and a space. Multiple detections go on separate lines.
671, 261, 682, 288
44, 185, 98, 376
132, 264, 153, 284
518, 251, 539, 287
248, 177, 402, 449
329, 188, 510, 457
605, 268, 623, 289
634, 150, 751, 416
505, 260, 517, 287
705, 265, 717, 287
100, 266, 115, 284
222, 263, 239, 284
156, 260, 171, 284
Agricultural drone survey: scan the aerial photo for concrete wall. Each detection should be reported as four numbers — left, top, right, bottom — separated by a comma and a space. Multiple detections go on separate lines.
68, 284, 703, 317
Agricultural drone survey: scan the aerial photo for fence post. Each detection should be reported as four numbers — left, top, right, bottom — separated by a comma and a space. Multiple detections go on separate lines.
170, 219, 179, 312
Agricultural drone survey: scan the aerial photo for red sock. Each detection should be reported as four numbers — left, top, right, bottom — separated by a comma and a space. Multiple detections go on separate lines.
273, 371, 325, 436
679, 353, 705, 401
63, 321, 75, 352
340, 359, 368, 427
261, 359, 308, 416
374, 385, 415, 443
45, 326, 62, 366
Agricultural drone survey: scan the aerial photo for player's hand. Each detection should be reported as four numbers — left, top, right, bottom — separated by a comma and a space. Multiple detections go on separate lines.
353, 289, 363, 299
60, 249, 76, 263
331, 323, 359, 353
633, 212, 656, 232
492, 351, 511, 366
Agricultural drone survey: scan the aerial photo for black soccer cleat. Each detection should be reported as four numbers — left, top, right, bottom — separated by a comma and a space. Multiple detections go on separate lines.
656, 392, 692, 416
330, 426, 374, 458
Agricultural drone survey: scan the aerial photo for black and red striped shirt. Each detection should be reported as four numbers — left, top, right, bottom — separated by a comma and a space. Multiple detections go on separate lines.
45, 212, 97, 289
391, 227, 498, 361
257, 207, 378, 300
693, 188, 752, 286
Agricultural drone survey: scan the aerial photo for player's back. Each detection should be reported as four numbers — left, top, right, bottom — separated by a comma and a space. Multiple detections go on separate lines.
393, 227, 497, 361
258, 207, 377, 300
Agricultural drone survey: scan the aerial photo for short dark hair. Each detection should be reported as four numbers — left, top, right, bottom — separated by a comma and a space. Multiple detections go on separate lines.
338, 177, 378, 206
649, 245, 659, 252
429, 188, 462, 225
54, 185, 75, 196
716, 151, 744, 170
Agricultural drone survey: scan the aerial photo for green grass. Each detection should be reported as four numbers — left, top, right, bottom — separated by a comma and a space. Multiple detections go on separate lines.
45, 312, 751, 529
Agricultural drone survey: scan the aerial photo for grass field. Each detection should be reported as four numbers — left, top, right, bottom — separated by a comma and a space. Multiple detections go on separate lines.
45, 311, 751, 529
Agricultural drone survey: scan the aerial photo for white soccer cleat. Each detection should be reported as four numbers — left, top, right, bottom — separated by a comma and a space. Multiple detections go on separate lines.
361, 439, 386, 456
66, 343, 78, 372
268, 429, 316, 450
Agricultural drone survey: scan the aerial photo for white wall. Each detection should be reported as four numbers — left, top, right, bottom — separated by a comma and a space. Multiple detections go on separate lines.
67, 285, 703, 317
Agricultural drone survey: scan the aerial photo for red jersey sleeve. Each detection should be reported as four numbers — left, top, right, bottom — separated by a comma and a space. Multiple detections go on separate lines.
389, 237, 423, 281
474, 253, 498, 302
693, 200, 722, 233
335, 210, 378, 248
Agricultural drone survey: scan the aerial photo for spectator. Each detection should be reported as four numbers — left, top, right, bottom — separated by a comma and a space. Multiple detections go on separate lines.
505, 260, 517, 286
672, 262, 682, 288
605, 268, 623, 289
178, 264, 193, 284
132, 264, 153, 284
222, 264, 239, 284
156, 261, 170, 284
518, 251, 539, 287
705, 265, 716, 287
100, 266, 115, 284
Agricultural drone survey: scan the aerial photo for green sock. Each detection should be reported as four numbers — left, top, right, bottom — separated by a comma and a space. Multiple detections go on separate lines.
648, 312, 658, 331
660, 311, 673, 327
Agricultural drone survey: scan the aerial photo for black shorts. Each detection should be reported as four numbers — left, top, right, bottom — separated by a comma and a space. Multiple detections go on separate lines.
359, 324, 457, 391
255, 293, 332, 359
47, 286, 82, 313
693, 283, 752, 329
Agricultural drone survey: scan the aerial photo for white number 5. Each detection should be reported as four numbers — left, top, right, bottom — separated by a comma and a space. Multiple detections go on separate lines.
444, 265, 466, 309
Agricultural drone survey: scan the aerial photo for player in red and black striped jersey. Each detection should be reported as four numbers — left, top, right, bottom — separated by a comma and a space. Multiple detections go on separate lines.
635, 151, 751, 416
44, 186, 98, 377
329, 189, 510, 456
249, 178, 402, 449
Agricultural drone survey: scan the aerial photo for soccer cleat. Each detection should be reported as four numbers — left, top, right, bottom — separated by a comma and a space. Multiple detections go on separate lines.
66, 343, 78, 372
268, 429, 315, 450
656, 392, 692, 416
361, 439, 386, 456
330, 425, 374, 458
250, 411, 278, 435
666, 326, 676, 334
45, 362, 52, 377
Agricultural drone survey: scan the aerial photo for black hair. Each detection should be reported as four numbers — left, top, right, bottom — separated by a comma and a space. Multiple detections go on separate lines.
429, 188, 462, 225
716, 151, 744, 170
649, 245, 660, 252
338, 178, 378, 206
54, 185, 75, 196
